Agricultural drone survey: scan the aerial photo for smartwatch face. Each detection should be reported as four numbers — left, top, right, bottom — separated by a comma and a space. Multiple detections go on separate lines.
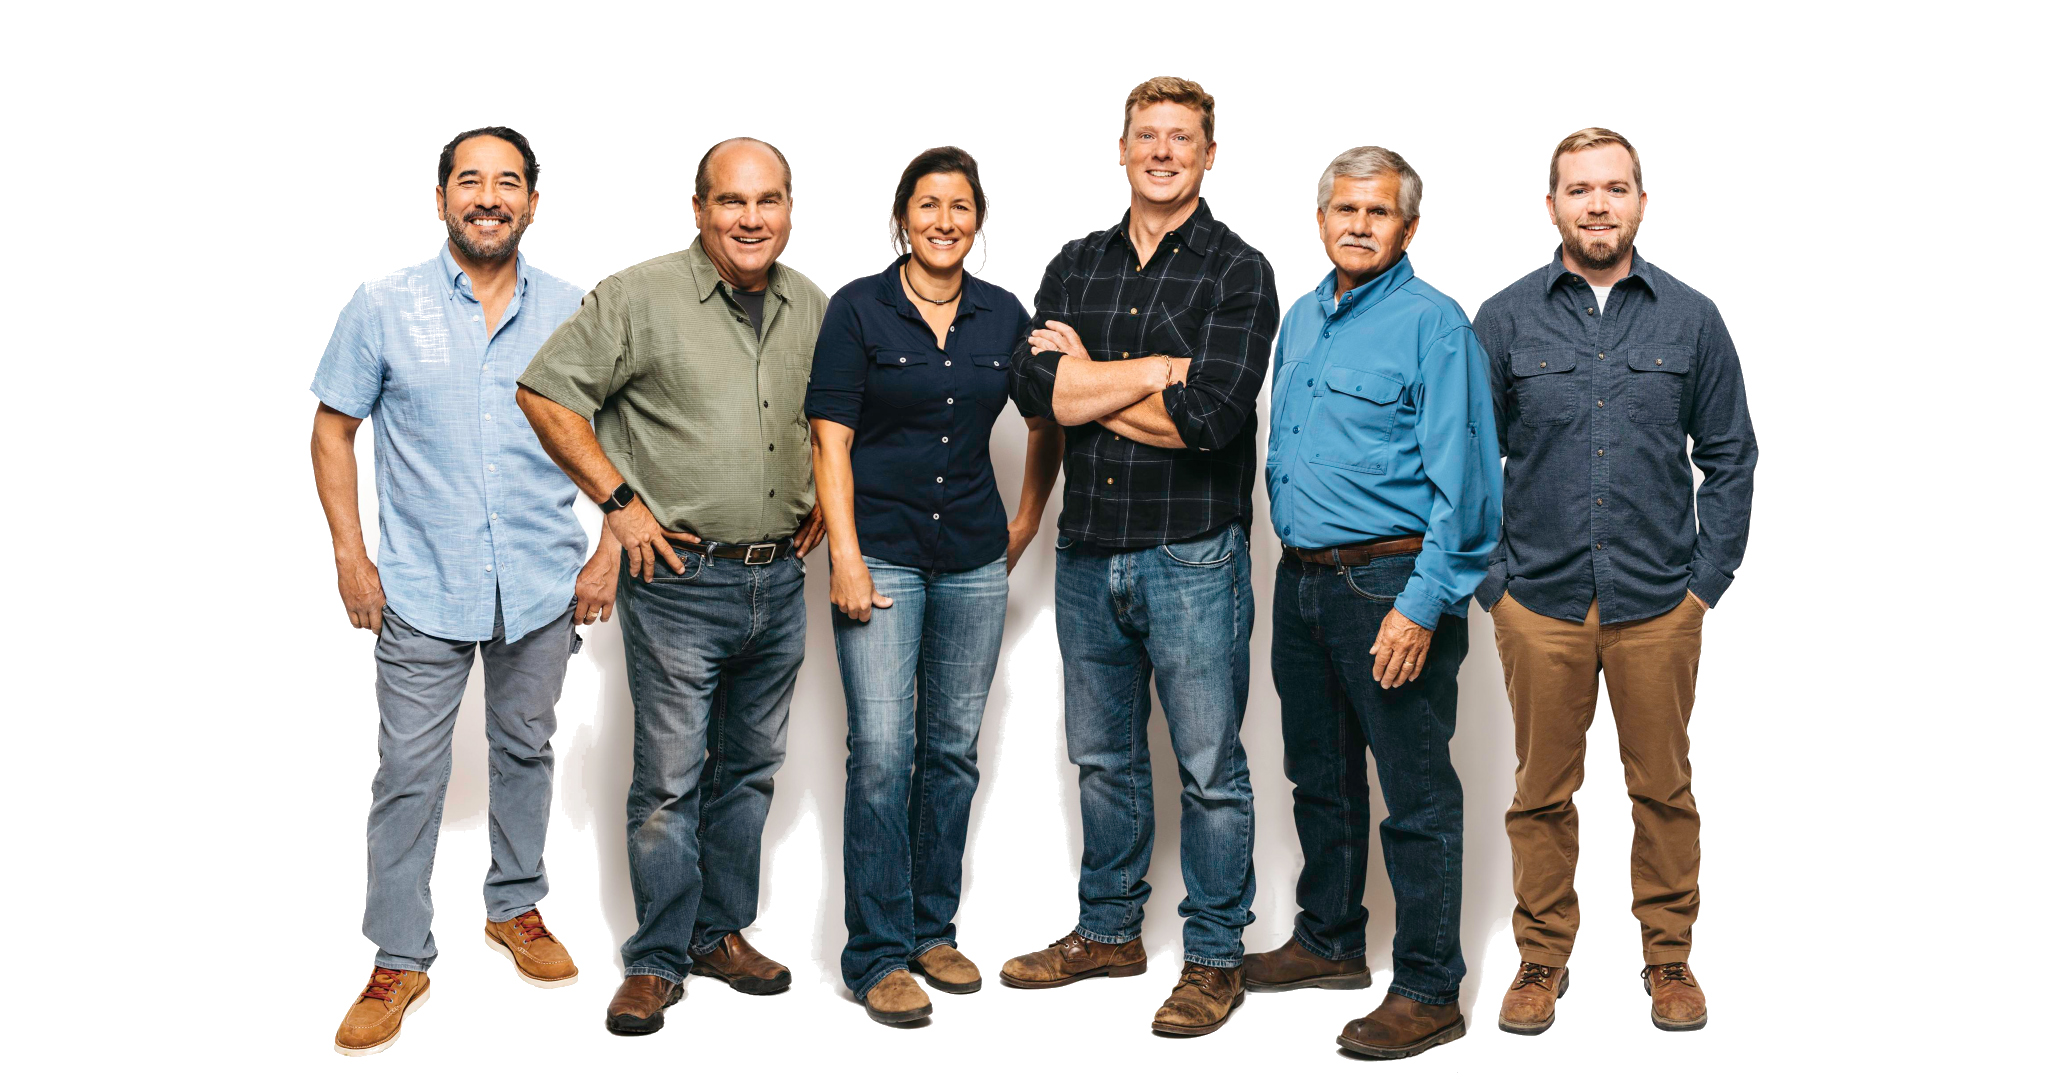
609, 484, 633, 509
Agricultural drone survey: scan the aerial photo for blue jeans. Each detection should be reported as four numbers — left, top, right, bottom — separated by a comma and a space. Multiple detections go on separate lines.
833, 556, 1008, 996
1272, 552, 1468, 1005
616, 547, 807, 983
1054, 523, 1256, 967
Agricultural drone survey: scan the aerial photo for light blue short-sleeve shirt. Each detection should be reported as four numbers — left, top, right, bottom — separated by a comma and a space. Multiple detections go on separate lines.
312, 245, 587, 643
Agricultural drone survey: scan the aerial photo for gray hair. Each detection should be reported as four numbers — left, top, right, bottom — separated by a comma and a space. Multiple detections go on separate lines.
1317, 146, 1422, 221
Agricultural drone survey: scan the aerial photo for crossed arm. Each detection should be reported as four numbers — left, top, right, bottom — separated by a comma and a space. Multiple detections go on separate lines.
1029, 320, 1190, 447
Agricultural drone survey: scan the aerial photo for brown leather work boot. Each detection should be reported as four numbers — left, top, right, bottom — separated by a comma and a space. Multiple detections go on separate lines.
1643, 962, 1707, 1031
911, 943, 982, 994
484, 908, 578, 988
1244, 937, 1371, 992
999, 931, 1148, 989
1150, 963, 1246, 1036
863, 969, 934, 1025
692, 931, 792, 994
1498, 961, 1570, 1034
1337, 993, 1467, 1059
605, 975, 683, 1036
333, 967, 430, 1056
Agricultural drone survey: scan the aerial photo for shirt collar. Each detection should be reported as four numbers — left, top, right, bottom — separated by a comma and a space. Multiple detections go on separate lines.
439, 242, 529, 301
1102, 196, 1218, 255
872, 254, 993, 314
686, 236, 788, 304
1543, 245, 1659, 300
1317, 253, 1414, 318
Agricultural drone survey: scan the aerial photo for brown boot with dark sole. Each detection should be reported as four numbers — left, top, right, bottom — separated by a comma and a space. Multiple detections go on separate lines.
1337, 993, 1467, 1059
1244, 937, 1372, 992
999, 931, 1147, 989
1498, 962, 1570, 1035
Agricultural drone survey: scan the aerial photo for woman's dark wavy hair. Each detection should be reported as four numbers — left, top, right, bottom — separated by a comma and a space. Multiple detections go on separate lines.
891, 146, 986, 254
438, 126, 540, 190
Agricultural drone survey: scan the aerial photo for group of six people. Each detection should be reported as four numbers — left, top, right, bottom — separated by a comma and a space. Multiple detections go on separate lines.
311, 76, 1756, 1060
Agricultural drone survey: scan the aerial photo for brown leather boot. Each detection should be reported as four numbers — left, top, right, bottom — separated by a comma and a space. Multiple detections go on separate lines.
484, 908, 578, 988
911, 943, 982, 994
999, 931, 1148, 988
691, 932, 792, 995
1150, 963, 1246, 1036
605, 975, 683, 1036
1498, 962, 1570, 1034
1643, 962, 1707, 1031
1337, 993, 1467, 1059
1244, 937, 1371, 992
863, 969, 934, 1025
333, 967, 430, 1056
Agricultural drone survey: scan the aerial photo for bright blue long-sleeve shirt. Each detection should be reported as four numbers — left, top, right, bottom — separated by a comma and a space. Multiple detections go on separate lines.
1265, 254, 1503, 629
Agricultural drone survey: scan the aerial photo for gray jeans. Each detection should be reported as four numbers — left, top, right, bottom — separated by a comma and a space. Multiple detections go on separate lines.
364, 600, 577, 971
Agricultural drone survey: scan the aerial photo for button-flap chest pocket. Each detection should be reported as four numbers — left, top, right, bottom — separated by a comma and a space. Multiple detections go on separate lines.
1625, 344, 1693, 427
1311, 367, 1408, 475
869, 345, 934, 409
1509, 348, 1579, 425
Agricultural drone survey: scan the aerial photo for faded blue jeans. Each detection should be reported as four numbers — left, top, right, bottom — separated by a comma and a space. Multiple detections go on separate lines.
616, 546, 807, 984
834, 555, 1007, 996
1054, 523, 1256, 967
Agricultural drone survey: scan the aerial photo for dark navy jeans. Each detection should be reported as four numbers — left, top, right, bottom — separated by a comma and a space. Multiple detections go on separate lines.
833, 556, 1007, 996
1055, 523, 1256, 967
1272, 552, 1468, 1005
616, 547, 806, 983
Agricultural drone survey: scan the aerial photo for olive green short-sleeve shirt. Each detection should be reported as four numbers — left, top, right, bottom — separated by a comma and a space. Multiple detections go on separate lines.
520, 239, 828, 543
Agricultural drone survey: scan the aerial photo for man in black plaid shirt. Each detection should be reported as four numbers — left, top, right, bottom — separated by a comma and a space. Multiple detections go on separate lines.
1001, 76, 1279, 1039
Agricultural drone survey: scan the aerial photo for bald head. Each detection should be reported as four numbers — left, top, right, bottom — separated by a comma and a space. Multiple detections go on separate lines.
695, 137, 793, 203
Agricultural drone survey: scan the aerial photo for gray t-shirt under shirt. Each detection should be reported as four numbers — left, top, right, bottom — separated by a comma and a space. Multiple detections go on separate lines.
734, 287, 766, 338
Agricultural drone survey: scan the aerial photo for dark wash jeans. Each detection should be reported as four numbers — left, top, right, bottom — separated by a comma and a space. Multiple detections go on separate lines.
1055, 522, 1256, 966
833, 556, 1007, 996
616, 547, 806, 983
1272, 552, 1468, 1005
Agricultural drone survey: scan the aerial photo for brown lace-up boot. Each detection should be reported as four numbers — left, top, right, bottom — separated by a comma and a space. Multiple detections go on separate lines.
333, 967, 430, 1056
692, 932, 792, 994
1337, 993, 1466, 1059
485, 908, 578, 987
911, 943, 982, 993
1643, 962, 1707, 1031
1000, 931, 1147, 988
1244, 937, 1371, 991
1150, 963, 1246, 1036
1498, 962, 1570, 1034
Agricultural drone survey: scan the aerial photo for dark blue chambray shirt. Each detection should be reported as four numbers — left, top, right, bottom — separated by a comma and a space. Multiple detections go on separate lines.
805, 257, 1030, 572
1471, 248, 1757, 625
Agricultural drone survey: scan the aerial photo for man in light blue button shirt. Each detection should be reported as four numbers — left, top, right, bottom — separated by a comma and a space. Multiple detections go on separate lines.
311, 127, 614, 1056
1246, 147, 1500, 1061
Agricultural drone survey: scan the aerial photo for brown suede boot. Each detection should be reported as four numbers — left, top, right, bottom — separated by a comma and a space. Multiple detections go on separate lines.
692, 932, 792, 995
1150, 963, 1246, 1036
999, 931, 1147, 988
333, 967, 430, 1056
1337, 993, 1467, 1059
605, 975, 683, 1036
1244, 937, 1371, 992
484, 908, 578, 988
911, 943, 982, 994
863, 969, 934, 1025
1497, 961, 1570, 1034
1643, 962, 1707, 1031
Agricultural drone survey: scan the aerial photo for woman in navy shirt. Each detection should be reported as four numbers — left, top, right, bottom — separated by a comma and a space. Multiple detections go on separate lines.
806, 147, 1063, 1025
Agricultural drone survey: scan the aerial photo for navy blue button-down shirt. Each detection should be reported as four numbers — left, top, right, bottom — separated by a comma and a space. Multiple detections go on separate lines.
1266, 255, 1502, 630
805, 257, 1030, 572
1472, 248, 1757, 625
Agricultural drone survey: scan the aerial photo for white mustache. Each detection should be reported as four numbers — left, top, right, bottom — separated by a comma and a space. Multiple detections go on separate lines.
1338, 237, 1380, 251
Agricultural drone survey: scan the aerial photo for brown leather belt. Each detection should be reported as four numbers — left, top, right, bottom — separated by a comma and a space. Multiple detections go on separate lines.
674, 536, 794, 565
1285, 535, 1424, 567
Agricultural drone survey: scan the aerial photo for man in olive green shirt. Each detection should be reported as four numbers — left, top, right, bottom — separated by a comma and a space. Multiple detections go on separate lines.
517, 137, 828, 1037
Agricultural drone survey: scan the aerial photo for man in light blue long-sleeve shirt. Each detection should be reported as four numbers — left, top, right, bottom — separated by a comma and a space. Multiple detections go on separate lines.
1246, 147, 1500, 1062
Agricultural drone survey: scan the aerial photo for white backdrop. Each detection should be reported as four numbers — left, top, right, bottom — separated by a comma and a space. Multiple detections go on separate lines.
5, 3, 2050, 1076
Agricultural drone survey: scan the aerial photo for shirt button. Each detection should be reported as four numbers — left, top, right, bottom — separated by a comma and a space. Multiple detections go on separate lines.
1306, 378, 1314, 386
768, 444, 775, 451
763, 400, 769, 407
1122, 351, 1130, 358
1293, 426, 1301, 433
1597, 400, 1605, 407
1587, 307, 1595, 314
1106, 477, 1114, 485
935, 476, 943, 483
1596, 498, 1604, 506
769, 489, 775, 497
941, 436, 949, 443
472, 315, 480, 322
1129, 307, 1138, 315
1595, 542, 1604, 550
487, 463, 497, 472
944, 360, 952, 367
491, 512, 499, 520
1596, 449, 1605, 457
482, 364, 489, 372
932, 513, 941, 521
899, 357, 907, 363
1655, 358, 1664, 365
1598, 352, 1606, 359
947, 397, 955, 404
1539, 360, 1548, 368
483, 413, 492, 420
950, 327, 956, 332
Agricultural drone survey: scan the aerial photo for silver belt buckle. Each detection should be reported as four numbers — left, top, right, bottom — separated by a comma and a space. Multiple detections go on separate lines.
743, 542, 777, 566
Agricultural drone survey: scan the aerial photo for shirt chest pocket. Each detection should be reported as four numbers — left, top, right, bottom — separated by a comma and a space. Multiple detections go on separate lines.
1624, 345, 1693, 427
969, 353, 1010, 414
1509, 348, 1579, 425
1310, 367, 1407, 475
868, 346, 936, 410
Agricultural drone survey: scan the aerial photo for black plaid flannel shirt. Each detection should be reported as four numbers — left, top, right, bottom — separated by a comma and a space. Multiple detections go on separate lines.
1009, 199, 1280, 547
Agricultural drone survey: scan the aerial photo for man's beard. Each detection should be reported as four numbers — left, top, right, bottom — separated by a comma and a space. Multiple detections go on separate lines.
445, 207, 531, 261
1559, 215, 1638, 271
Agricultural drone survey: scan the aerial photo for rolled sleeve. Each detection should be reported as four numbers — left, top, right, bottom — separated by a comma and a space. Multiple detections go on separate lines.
802, 292, 867, 428
1397, 326, 1504, 627
1161, 253, 1279, 451
310, 285, 384, 418
1008, 252, 1071, 422
1684, 309, 1756, 608
518, 276, 632, 419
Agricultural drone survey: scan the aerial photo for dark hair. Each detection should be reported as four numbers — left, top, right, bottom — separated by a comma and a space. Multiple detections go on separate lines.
695, 137, 794, 202
890, 146, 987, 254
438, 126, 539, 190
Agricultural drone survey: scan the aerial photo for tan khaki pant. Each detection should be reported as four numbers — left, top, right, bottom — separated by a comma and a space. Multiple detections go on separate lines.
1491, 594, 1703, 966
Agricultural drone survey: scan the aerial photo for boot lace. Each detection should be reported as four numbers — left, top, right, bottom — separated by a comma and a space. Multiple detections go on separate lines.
1178, 964, 1223, 992
357, 967, 406, 1003
1513, 962, 1557, 990
1650, 962, 1695, 987
510, 910, 557, 945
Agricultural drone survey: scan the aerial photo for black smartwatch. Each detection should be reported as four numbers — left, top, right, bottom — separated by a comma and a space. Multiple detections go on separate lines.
598, 482, 636, 513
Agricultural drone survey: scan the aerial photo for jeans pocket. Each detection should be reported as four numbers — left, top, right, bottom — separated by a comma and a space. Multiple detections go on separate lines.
1159, 523, 1241, 567
1055, 533, 1078, 551
1341, 552, 1413, 602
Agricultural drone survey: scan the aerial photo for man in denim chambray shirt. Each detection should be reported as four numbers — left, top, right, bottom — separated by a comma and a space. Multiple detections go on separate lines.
1474, 128, 1756, 1037
312, 128, 614, 1056
1249, 147, 1499, 1061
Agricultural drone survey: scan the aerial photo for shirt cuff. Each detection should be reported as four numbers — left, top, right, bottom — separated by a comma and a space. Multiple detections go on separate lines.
1393, 587, 1446, 632
515, 370, 599, 420
1687, 561, 1733, 608
1474, 562, 1509, 611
